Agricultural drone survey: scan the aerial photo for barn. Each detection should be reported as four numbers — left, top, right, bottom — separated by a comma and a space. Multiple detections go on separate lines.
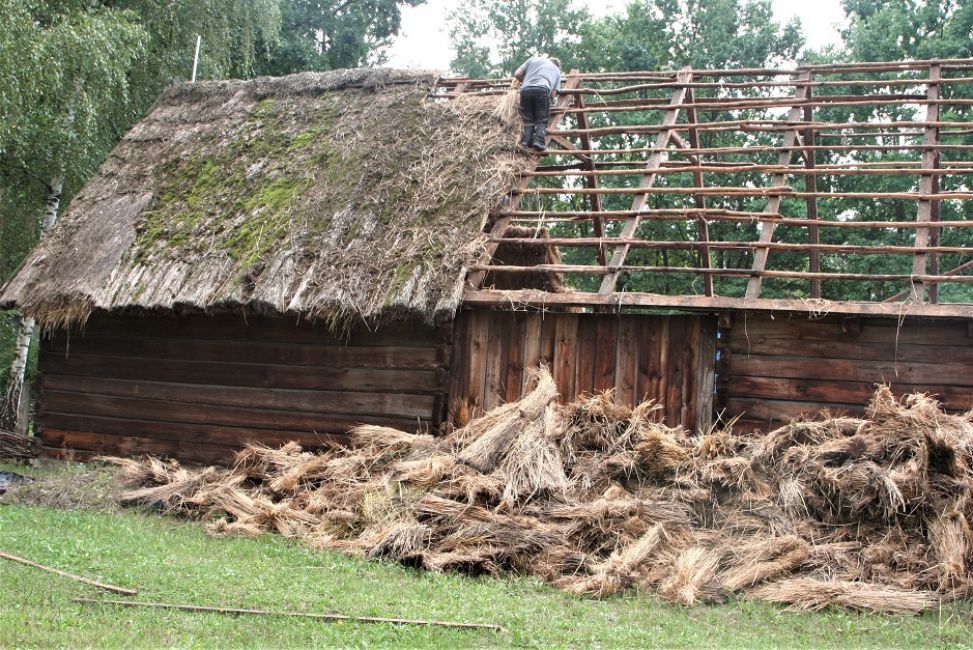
2, 61, 972, 463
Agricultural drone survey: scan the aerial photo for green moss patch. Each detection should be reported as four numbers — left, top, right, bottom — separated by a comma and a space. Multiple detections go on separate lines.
133, 95, 340, 269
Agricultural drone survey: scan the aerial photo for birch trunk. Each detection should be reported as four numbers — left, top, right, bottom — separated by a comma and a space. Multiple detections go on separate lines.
1, 175, 63, 431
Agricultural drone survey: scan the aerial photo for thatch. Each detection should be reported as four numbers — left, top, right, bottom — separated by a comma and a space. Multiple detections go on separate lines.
0, 68, 531, 329
482, 225, 567, 292
100, 375, 973, 614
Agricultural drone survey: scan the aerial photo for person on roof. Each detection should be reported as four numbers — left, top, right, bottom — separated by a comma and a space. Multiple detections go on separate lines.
514, 55, 561, 153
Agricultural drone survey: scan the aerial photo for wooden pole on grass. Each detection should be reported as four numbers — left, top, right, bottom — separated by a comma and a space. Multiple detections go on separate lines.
73, 598, 504, 632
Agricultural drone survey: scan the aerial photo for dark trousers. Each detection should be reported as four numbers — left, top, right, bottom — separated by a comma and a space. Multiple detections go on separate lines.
519, 87, 551, 148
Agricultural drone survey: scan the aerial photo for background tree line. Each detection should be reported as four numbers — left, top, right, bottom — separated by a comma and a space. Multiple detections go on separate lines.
1, 0, 971, 427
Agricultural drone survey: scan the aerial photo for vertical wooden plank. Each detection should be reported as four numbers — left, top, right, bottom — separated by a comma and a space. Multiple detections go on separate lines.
594, 316, 618, 393
466, 311, 489, 413
553, 314, 579, 403
504, 313, 527, 402
678, 317, 701, 431
446, 311, 471, 424
483, 311, 507, 409
696, 317, 718, 434
636, 316, 664, 410
447, 312, 467, 409
523, 314, 542, 372
614, 316, 638, 406
527, 314, 557, 395
665, 317, 689, 428
574, 316, 598, 397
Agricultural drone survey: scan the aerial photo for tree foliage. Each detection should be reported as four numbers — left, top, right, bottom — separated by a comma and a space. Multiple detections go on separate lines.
449, 0, 591, 76
256, 0, 424, 75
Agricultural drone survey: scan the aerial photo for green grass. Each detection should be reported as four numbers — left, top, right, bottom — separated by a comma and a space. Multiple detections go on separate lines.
1, 463, 971, 648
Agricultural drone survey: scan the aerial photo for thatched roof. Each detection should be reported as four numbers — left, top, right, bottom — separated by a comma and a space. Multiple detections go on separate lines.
0, 68, 527, 328
484, 225, 567, 293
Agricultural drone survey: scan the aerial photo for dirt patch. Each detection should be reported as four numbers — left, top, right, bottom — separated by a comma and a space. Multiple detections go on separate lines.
0, 461, 122, 511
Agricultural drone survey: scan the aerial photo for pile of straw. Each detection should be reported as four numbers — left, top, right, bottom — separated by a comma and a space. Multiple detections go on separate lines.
102, 372, 972, 614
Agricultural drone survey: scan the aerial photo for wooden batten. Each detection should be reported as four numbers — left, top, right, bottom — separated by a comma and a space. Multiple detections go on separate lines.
36, 311, 450, 463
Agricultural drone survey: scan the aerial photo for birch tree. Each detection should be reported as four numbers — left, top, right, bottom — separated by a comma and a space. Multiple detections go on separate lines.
0, 0, 284, 431
0, 2, 146, 429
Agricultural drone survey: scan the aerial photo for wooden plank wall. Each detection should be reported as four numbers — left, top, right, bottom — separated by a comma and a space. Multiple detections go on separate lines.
719, 313, 973, 430
448, 310, 717, 432
37, 311, 450, 463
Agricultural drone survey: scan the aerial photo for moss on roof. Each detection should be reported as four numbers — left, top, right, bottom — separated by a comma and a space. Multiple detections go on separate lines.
1, 69, 527, 329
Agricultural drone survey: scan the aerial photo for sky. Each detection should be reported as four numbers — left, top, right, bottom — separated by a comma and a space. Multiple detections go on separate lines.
385, 0, 847, 71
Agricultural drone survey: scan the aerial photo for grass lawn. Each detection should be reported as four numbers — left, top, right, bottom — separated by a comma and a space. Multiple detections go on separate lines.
1, 461, 971, 648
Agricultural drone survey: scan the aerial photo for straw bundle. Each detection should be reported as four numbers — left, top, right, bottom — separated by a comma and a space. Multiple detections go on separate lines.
493, 83, 520, 126
101, 369, 972, 613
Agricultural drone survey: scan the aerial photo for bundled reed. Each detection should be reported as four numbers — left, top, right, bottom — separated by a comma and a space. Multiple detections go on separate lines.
101, 370, 973, 614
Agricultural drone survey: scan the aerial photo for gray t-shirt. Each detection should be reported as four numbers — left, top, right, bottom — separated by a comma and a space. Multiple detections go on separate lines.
519, 57, 561, 92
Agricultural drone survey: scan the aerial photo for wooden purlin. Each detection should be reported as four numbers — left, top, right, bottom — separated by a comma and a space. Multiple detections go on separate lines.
598, 67, 693, 296
466, 72, 582, 290
745, 70, 812, 300
911, 64, 942, 303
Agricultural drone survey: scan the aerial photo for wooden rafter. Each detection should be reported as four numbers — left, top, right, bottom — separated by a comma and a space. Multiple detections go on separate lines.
802, 72, 822, 298
466, 72, 582, 290
598, 67, 693, 295
911, 64, 942, 303
745, 70, 812, 300
683, 86, 713, 296
437, 59, 973, 316
573, 93, 607, 265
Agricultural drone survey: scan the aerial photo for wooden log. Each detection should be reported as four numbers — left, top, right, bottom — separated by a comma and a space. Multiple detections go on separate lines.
43, 333, 442, 370
727, 355, 973, 387
39, 375, 444, 416
38, 357, 444, 394
38, 415, 359, 452
725, 375, 972, 410
461, 289, 973, 318
726, 314, 971, 346
726, 335, 973, 364
40, 388, 435, 427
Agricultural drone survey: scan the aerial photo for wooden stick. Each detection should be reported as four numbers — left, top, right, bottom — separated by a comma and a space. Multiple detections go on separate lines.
72, 597, 504, 632
543, 144, 973, 156
514, 187, 973, 200
523, 166, 973, 177
0, 550, 138, 595
468, 263, 973, 283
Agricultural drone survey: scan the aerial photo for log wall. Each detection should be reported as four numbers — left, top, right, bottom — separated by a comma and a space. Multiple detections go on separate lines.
37, 311, 450, 463
448, 310, 717, 432
719, 313, 973, 430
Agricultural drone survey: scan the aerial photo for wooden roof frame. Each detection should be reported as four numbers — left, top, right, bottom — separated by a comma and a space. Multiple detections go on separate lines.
435, 59, 973, 318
